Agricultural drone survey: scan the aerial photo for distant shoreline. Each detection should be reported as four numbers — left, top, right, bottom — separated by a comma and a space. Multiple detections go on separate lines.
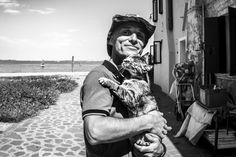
0, 60, 103, 64
0, 71, 89, 77
0, 62, 100, 73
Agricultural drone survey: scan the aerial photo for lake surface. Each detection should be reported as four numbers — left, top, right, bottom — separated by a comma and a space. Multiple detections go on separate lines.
0, 63, 100, 73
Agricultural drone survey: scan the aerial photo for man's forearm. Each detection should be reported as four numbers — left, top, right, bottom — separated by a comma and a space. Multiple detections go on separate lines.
84, 115, 151, 145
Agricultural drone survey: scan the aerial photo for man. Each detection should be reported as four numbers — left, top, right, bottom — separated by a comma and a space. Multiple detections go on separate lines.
80, 14, 171, 157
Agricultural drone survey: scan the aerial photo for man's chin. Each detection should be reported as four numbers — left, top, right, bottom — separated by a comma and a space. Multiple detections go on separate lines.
124, 50, 140, 56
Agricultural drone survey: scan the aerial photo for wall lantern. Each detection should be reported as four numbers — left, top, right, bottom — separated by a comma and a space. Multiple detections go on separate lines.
159, 0, 163, 14
153, 0, 158, 22
153, 40, 162, 64
149, 45, 154, 65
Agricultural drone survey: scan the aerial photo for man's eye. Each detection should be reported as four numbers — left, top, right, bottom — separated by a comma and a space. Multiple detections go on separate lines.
137, 33, 145, 41
122, 30, 131, 36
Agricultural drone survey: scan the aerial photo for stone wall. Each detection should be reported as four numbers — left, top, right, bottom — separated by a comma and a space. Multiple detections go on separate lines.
205, 0, 236, 17
186, 0, 203, 79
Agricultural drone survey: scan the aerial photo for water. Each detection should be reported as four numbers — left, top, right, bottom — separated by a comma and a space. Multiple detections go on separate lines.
0, 63, 100, 73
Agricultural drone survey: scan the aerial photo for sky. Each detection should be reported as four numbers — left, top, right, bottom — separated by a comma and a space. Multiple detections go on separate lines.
0, 0, 153, 61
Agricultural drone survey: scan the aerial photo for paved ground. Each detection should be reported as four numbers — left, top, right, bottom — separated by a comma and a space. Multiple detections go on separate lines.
0, 73, 87, 157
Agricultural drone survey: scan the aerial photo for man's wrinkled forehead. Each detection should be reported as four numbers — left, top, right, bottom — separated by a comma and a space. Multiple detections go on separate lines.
115, 22, 146, 34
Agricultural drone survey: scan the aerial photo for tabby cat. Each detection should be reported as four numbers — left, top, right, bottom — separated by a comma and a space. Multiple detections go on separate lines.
99, 53, 159, 146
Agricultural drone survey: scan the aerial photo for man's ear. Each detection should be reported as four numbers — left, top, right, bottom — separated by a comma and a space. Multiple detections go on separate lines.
108, 37, 113, 46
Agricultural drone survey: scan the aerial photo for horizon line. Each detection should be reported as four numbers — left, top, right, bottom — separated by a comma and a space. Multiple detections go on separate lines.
0, 59, 103, 62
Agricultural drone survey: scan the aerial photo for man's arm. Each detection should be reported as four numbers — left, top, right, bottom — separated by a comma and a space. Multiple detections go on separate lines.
84, 110, 169, 145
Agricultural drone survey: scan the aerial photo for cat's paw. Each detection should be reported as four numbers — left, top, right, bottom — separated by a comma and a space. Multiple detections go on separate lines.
98, 77, 109, 86
98, 77, 118, 90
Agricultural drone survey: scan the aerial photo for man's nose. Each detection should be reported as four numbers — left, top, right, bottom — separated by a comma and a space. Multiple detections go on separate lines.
129, 33, 138, 45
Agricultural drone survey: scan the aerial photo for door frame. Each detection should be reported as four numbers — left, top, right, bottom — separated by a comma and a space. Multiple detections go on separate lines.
177, 36, 187, 63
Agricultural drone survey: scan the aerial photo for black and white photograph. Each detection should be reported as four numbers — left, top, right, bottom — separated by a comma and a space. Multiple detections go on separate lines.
0, 0, 236, 157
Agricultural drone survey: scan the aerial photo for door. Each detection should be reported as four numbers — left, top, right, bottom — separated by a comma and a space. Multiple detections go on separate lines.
227, 7, 236, 75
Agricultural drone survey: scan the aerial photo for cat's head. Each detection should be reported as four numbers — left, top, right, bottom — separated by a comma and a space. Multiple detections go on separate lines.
121, 53, 152, 79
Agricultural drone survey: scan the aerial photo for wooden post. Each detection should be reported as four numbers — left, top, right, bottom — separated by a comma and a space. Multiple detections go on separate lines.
72, 56, 74, 72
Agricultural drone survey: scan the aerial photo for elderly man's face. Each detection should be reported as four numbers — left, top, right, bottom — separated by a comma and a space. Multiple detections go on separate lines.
110, 22, 146, 59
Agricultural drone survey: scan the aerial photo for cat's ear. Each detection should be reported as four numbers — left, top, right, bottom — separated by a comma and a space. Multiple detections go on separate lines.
145, 64, 153, 71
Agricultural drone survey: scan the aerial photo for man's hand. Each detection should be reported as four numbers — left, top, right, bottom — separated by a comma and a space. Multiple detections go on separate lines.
133, 133, 166, 157
146, 110, 172, 138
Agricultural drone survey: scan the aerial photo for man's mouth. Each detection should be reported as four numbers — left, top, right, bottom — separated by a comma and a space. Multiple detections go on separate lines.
125, 45, 138, 50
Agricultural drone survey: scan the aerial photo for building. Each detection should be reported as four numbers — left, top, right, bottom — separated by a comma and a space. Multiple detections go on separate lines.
151, 0, 236, 102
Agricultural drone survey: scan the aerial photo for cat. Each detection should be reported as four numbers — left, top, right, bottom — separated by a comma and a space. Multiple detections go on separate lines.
98, 53, 160, 146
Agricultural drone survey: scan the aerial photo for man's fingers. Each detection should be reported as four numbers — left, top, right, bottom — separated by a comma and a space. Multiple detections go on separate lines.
144, 105, 157, 114
134, 143, 151, 153
145, 133, 161, 143
164, 125, 172, 131
144, 133, 154, 142
162, 129, 167, 135
161, 117, 167, 124
158, 131, 165, 139
159, 112, 164, 116
143, 153, 153, 157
